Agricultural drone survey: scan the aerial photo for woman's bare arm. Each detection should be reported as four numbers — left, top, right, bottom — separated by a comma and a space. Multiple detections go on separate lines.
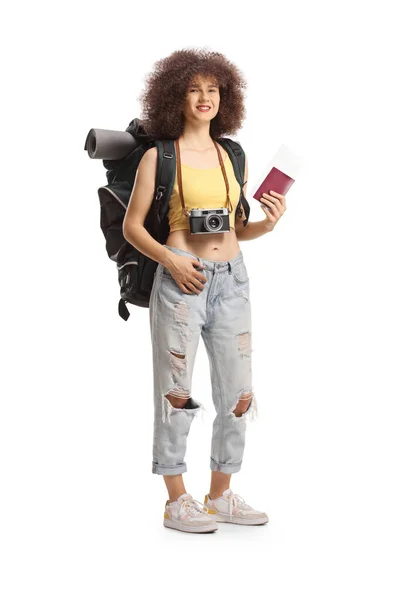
122, 147, 177, 269
235, 154, 271, 242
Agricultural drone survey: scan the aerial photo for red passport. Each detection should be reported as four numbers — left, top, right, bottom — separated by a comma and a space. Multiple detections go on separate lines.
253, 166, 295, 202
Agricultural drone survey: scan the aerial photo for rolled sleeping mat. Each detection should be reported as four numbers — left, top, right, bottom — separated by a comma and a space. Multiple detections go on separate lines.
84, 128, 139, 160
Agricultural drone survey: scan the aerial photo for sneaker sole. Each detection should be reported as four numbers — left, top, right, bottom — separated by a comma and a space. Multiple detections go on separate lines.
210, 513, 269, 525
163, 519, 218, 533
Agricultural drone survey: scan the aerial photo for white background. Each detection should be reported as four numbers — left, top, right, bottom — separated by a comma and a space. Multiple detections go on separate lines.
2, 0, 400, 598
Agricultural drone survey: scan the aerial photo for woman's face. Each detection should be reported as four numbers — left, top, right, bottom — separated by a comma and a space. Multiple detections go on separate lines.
182, 76, 220, 124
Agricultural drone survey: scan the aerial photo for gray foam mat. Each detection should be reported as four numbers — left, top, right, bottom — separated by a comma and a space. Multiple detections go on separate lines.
84, 128, 138, 160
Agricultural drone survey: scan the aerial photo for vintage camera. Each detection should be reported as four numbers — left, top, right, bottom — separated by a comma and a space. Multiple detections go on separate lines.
188, 207, 230, 234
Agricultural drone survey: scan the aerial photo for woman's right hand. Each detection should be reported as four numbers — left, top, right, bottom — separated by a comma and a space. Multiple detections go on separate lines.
166, 255, 207, 294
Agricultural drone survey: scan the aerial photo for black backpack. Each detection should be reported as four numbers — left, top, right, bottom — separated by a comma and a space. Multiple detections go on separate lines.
96, 118, 250, 320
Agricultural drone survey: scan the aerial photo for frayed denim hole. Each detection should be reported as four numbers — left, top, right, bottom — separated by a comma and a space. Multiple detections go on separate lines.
161, 391, 204, 424
232, 392, 253, 418
236, 331, 252, 358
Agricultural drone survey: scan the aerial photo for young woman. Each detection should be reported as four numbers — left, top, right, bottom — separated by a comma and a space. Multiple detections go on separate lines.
123, 49, 286, 533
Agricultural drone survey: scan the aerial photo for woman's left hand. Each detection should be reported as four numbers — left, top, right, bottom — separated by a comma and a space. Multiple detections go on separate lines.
260, 190, 286, 231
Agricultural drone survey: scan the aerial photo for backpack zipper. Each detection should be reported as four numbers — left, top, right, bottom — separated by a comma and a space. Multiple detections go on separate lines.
99, 186, 127, 209
118, 260, 139, 286
117, 261, 138, 269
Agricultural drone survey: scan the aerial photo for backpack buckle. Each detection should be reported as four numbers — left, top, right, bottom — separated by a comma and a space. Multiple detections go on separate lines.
163, 152, 173, 159
155, 185, 166, 201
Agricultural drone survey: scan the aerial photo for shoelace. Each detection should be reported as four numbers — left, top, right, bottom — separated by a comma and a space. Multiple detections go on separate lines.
179, 497, 209, 518
226, 492, 252, 515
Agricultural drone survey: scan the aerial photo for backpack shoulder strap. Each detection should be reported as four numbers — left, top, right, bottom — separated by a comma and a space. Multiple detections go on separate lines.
217, 138, 245, 180
217, 138, 250, 226
153, 139, 176, 223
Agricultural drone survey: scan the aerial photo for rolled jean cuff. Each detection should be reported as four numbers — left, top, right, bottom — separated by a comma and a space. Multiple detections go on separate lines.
152, 461, 187, 475
210, 457, 242, 474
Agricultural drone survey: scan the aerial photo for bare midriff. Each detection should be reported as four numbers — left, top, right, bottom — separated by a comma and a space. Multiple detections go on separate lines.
165, 227, 241, 261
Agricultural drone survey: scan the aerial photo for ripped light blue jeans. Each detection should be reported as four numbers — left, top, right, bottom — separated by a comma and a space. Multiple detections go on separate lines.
148, 244, 257, 476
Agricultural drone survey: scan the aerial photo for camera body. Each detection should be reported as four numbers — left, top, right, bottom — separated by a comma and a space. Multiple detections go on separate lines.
189, 207, 230, 234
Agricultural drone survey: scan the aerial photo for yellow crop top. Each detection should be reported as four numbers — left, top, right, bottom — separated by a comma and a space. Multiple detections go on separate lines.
168, 154, 241, 233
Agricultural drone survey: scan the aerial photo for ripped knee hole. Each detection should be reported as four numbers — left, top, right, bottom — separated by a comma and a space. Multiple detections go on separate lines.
165, 392, 199, 411
165, 391, 191, 409
233, 392, 252, 417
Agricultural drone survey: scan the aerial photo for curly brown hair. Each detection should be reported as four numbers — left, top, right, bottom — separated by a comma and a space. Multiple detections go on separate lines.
138, 47, 248, 140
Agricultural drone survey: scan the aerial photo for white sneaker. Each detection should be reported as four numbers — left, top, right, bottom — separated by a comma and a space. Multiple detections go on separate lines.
164, 493, 218, 533
204, 488, 269, 525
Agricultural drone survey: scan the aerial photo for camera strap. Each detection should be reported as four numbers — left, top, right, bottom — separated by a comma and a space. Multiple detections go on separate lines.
174, 139, 234, 217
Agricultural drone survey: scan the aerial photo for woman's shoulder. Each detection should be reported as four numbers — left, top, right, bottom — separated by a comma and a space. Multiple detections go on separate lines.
142, 146, 158, 160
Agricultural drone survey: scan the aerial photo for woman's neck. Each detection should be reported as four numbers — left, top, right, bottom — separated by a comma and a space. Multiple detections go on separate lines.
178, 129, 215, 152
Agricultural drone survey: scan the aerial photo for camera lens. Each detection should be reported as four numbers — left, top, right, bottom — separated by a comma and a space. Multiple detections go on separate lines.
209, 217, 219, 228
205, 213, 222, 232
